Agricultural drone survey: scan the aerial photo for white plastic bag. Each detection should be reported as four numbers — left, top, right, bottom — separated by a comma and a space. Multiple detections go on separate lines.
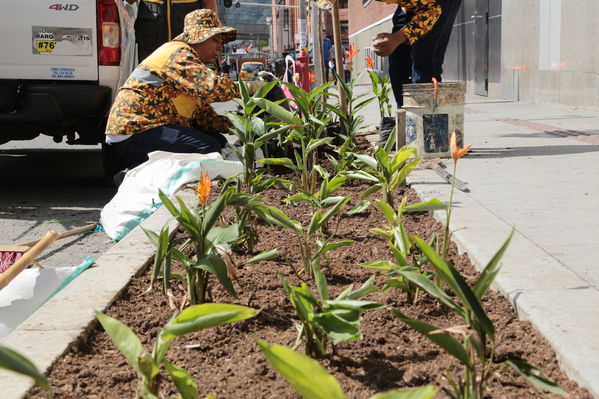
100, 151, 243, 241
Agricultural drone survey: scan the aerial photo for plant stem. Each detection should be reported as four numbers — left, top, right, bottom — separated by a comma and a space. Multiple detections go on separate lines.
443, 162, 458, 259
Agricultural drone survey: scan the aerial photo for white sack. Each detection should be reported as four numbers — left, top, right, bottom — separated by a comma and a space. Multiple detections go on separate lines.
0, 257, 94, 339
100, 151, 243, 241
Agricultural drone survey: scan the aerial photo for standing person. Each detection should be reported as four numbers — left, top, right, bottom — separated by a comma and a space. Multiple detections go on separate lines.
372, 0, 441, 107
105, 9, 239, 172
411, 0, 462, 83
127, 0, 218, 62
343, 50, 351, 83
322, 31, 333, 81
372, 0, 461, 107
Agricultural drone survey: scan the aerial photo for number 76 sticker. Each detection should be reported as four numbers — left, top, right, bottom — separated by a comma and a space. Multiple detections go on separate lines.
35, 39, 56, 53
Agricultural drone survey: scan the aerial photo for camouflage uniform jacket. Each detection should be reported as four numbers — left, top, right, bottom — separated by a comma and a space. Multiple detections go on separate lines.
376, 0, 441, 44
106, 41, 236, 137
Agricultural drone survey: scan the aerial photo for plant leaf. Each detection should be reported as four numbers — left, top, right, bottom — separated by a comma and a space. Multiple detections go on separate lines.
0, 345, 50, 391
396, 270, 462, 314
96, 311, 153, 378
368, 385, 439, 399
246, 249, 282, 264
257, 340, 346, 399
360, 183, 383, 199
195, 254, 237, 298
392, 310, 471, 367
162, 303, 257, 340
314, 268, 329, 301
206, 224, 239, 245
355, 154, 378, 170
375, 199, 396, 225
359, 260, 395, 271
257, 157, 297, 170
347, 200, 371, 215
312, 311, 362, 343
253, 97, 303, 125
321, 240, 354, 253
413, 236, 495, 339
202, 189, 228, 233
504, 359, 565, 396
400, 198, 447, 213
346, 276, 379, 300
163, 360, 200, 399
473, 231, 513, 300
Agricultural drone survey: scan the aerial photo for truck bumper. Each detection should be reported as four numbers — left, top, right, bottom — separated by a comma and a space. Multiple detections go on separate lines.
0, 82, 111, 123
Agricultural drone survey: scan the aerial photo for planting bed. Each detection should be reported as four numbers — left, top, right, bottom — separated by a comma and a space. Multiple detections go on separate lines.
27, 179, 591, 399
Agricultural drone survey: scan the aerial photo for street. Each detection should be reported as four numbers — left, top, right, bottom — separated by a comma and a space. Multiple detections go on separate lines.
0, 135, 117, 269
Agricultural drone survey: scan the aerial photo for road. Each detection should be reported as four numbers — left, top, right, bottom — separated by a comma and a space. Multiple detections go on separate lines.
0, 136, 117, 269
0, 101, 238, 269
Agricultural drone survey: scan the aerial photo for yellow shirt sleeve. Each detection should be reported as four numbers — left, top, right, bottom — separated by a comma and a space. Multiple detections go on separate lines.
164, 45, 239, 103
376, 0, 442, 45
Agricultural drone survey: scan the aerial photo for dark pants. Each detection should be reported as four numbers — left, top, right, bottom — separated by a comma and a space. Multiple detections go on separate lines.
111, 125, 227, 170
388, 7, 413, 107
411, 0, 463, 83
388, 0, 462, 107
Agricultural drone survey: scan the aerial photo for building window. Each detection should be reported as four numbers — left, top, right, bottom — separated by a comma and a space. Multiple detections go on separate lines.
340, 21, 349, 45
339, 0, 348, 8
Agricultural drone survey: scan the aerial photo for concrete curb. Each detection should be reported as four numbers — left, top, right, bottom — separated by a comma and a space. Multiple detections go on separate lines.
0, 190, 194, 398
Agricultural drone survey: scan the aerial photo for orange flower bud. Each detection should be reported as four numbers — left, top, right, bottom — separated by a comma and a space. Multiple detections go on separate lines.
196, 172, 211, 206
450, 130, 472, 162
347, 44, 359, 62
365, 55, 374, 69
432, 77, 439, 100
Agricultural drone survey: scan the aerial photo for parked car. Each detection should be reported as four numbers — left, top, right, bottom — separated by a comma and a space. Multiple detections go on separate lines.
239, 62, 265, 81
0, 0, 128, 159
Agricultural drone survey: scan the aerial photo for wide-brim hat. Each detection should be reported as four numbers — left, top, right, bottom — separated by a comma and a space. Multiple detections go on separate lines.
173, 9, 236, 45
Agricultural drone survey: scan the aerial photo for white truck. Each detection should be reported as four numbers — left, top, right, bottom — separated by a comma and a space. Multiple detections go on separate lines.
0, 0, 131, 154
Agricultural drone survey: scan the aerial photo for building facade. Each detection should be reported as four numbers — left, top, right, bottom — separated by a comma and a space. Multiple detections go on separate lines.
348, 0, 599, 109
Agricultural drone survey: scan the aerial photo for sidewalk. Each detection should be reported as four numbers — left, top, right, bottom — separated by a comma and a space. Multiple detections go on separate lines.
357, 83, 599, 397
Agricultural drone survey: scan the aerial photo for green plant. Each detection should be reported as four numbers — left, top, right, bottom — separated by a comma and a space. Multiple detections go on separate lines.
255, 197, 352, 277
224, 80, 293, 251
257, 339, 438, 399
392, 233, 565, 398
254, 81, 334, 194
325, 70, 375, 140
367, 70, 393, 120
346, 145, 421, 209
226, 79, 290, 193
442, 131, 472, 258
0, 345, 52, 397
362, 198, 445, 303
326, 134, 361, 175
96, 303, 257, 399
144, 177, 244, 305
279, 271, 382, 357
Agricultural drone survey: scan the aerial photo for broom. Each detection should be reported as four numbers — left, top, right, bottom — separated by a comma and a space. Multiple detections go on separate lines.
0, 223, 97, 289
0, 231, 60, 290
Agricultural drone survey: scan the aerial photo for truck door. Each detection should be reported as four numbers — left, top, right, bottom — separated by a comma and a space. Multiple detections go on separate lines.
0, 0, 99, 81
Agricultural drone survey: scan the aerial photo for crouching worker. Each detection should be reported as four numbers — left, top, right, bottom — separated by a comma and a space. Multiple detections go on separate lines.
105, 9, 238, 171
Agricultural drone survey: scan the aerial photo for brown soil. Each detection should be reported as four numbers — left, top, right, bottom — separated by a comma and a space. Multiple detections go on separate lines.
27, 178, 591, 399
